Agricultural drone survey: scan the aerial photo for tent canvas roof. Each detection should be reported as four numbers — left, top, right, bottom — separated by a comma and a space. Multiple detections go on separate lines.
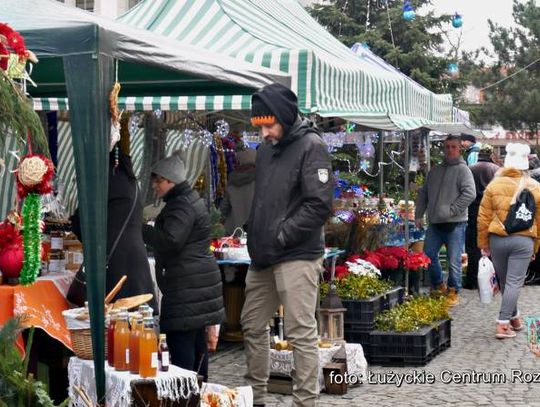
119, 0, 454, 124
2, 0, 290, 99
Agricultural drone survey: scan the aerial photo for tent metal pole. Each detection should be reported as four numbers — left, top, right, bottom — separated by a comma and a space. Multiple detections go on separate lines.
378, 131, 384, 196
404, 131, 410, 296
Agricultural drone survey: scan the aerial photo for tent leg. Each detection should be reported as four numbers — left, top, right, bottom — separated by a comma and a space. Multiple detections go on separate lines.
404, 131, 410, 296
64, 52, 113, 405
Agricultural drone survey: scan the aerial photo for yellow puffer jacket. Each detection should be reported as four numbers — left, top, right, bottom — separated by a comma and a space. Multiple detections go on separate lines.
477, 168, 540, 252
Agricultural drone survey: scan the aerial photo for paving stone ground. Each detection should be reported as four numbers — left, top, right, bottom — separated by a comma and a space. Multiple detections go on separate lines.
209, 286, 540, 406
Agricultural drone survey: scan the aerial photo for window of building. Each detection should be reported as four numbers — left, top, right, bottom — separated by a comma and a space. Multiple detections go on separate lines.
76, 0, 94, 11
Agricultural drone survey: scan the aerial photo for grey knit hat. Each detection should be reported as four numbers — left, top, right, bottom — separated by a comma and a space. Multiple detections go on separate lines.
151, 155, 186, 184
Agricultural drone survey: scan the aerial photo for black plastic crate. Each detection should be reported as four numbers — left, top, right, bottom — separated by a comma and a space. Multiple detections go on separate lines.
383, 287, 405, 310
435, 319, 452, 349
344, 329, 371, 357
342, 294, 385, 327
344, 321, 375, 332
369, 319, 450, 366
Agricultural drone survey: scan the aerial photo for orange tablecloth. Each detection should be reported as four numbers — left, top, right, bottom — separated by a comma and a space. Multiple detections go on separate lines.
0, 279, 72, 351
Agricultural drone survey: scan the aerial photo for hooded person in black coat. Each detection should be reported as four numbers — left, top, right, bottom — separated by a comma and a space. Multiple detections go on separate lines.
241, 83, 333, 407
70, 147, 157, 310
142, 155, 225, 381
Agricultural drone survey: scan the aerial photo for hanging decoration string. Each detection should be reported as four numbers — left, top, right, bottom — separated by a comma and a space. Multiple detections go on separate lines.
16, 153, 54, 285
479, 56, 540, 91
386, 0, 398, 67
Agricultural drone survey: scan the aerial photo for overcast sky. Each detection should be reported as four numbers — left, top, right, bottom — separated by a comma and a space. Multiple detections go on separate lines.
426, 0, 520, 58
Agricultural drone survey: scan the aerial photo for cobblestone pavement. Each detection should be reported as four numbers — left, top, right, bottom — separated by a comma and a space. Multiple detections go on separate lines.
209, 286, 540, 407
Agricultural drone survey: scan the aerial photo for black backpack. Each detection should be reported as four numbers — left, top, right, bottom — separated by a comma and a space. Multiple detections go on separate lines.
504, 188, 536, 234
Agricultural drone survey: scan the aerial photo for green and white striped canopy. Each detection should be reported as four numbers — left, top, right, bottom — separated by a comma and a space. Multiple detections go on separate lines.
32, 95, 252, 112
118, 0, 454, 124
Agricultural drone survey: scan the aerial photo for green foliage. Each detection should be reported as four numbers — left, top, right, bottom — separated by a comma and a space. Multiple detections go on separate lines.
209, 206, 226, 238
375, 295, 449, 332
308, 0, 467, 97
0, 317, 69, 407
0, 72, 48, 155
471, 0, 540, 131
321, 274, 393, 300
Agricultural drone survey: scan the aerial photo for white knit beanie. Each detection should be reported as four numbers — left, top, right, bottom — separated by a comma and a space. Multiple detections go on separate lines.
504, 143, 530, 170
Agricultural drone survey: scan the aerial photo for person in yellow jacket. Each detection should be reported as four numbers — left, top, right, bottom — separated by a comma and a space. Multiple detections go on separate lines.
477, 143, 540, 339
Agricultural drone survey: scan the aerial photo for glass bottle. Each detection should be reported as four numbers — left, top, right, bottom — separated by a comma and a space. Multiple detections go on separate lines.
129, 313, 143, 374
139, 316, 158, 378
158, 334, 170, 372
114, 308, 130, 371
107, 310, 118, 367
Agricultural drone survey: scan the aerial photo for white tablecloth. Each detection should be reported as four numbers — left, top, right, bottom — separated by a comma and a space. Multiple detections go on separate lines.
269, 343, 367, 390
68, 357, 199, 406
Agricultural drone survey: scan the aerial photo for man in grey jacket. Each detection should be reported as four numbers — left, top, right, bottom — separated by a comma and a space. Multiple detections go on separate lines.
415, 135, 475, 306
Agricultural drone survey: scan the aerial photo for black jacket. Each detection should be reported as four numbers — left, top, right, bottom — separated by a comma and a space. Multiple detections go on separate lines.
71, 153, 157, 310
247, 117, 334, 270
142, 182, 225, 332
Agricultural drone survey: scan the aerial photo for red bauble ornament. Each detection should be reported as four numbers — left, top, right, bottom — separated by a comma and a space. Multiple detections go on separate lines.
0, 246, 24, 279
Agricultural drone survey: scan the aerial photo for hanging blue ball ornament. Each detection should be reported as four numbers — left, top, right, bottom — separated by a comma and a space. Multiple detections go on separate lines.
447, 63, 459, 77
402, 0, 416, 21
452, 13, 463, 28
403, 10, 416, 21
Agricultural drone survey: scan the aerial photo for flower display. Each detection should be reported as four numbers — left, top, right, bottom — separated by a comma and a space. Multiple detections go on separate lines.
403, 252, 431, 272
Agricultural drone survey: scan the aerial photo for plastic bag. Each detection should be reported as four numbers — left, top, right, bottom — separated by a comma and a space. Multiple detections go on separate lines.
478, 256, 498, 304
206, 324, 221, 353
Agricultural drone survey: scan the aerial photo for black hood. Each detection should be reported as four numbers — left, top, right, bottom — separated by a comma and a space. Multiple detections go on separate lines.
251, 83, 298, 134
272, 117, 322, 154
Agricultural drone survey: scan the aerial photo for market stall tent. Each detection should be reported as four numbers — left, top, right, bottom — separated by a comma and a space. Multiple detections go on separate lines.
1, 0, 289, 401
118, 0, 454, 126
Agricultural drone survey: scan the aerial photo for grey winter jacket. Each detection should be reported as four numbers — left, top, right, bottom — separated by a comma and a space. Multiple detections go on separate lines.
415, 157, 475, 224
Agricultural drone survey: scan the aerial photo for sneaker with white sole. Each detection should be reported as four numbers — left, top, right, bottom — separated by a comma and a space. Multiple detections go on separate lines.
495, 323, 517, 339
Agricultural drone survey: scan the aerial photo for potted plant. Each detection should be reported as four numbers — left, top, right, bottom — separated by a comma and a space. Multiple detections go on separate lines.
403, 252, 431, 294
320, 256, 393, 338
370, 296, 451, 366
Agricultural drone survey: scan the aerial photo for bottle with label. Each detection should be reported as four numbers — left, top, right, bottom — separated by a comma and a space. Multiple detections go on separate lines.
50, 230, 64, 251
129, 313, 143, 374
139, 316, 158, 378
114, 308, 130, 371
107, 310, 118, 367
158, 333, 170, 372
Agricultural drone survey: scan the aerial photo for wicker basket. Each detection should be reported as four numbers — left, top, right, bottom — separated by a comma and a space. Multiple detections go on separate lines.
70, 328, 108, 360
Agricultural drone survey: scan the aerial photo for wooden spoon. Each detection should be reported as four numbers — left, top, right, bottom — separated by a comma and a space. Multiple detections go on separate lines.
104, 275, 127, 305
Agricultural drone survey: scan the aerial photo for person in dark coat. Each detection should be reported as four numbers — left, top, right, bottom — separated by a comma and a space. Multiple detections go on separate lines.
71, 147, 157, 310
241, 83, 334, 407
463, 143, 499, 289
142, 155, 225, 381
220, 149, 256, 235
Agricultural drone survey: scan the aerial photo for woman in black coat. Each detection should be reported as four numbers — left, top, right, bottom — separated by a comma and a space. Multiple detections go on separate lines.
142, 155, 224, 381
71, 148, 157, 309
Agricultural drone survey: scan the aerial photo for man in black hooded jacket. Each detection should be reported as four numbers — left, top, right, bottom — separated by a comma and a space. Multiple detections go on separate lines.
241, 83, 333, 407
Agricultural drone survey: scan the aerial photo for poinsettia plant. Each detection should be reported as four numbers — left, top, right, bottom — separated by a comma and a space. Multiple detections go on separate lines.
0, 220, 22, 251
321, 255, 392, 300
360, 246, 430, 272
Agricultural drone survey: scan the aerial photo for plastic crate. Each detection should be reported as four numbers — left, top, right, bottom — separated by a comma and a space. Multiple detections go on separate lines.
369, 319, 450, 366
342, 294, 385, 328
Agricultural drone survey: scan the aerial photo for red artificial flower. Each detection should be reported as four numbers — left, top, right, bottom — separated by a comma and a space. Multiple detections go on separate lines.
359, 250, 382, 269
404, 252, 431, 271
334, 265, 350, 279
375, 246, 408, 260
346, 254, 361, 263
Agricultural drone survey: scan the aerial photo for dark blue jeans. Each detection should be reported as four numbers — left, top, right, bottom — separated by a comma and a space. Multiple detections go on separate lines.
424, 222, 467, 292
167, 327, 208, 381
